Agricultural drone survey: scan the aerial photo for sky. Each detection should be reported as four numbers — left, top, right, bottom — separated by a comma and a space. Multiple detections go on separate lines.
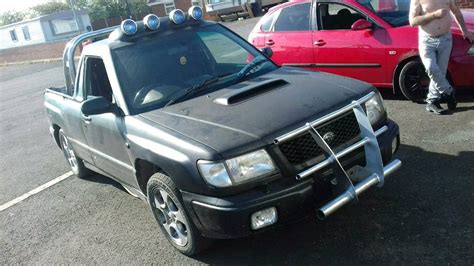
0, 0, 57, 14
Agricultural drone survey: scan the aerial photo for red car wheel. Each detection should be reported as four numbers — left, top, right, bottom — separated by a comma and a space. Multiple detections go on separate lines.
398, 60, 430, 103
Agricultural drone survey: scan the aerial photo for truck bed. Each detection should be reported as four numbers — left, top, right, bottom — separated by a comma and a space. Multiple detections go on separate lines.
46, 86, 69, 96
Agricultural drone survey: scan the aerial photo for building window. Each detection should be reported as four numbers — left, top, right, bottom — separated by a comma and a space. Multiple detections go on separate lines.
10, 30, 18, 42
22, 26, 31, 41
205, 0, 221, 5
192, 0, 201, 6
51, 19, 79, 35
165, 2, 176, 14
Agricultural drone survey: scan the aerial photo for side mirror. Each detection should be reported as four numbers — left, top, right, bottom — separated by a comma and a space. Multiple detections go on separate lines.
81, 96, 113, 116
261, 47, 273, 58
351, 19, 372, 31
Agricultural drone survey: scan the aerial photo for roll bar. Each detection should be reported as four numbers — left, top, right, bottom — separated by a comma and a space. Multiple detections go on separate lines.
63, 26, 118, 95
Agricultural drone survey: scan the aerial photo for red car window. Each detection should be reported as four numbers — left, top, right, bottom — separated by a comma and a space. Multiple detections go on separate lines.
274, 3, 311, 32
261, 11, 278, 32
317, 3, 367, 30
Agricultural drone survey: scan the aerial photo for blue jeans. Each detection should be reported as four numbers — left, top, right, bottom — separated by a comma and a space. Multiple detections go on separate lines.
418, 32, 453, 103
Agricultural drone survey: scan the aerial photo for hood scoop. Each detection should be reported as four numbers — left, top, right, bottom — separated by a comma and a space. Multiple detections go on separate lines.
214, 78, 288, 106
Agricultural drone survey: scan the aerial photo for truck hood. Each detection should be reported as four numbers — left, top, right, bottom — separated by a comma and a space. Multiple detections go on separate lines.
139, 67, 374, 157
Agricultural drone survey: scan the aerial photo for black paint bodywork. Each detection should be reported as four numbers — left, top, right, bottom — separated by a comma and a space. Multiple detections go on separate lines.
44, 18, 400, 239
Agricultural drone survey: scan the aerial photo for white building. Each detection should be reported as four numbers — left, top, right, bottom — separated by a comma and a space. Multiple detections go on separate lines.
0, 10, 91, 50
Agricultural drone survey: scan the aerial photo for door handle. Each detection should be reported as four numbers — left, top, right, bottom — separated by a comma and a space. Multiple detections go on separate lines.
314, 40, 326, 46
265, 39, 275, 46
81, 114, 92, 123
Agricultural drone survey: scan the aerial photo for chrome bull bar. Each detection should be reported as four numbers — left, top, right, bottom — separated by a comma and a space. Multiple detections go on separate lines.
274, 93, 401, 219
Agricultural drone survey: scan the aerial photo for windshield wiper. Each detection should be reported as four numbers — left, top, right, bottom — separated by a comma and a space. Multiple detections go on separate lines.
164, 76, 219, 107
236, 56, 268, 81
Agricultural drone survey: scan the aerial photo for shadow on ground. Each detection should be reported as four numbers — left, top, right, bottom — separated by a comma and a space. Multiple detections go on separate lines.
191, 144, 473, 264
378, 87, 474, 103
80, 173, 126, 193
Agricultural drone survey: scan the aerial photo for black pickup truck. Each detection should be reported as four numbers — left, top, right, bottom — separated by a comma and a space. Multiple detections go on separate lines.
44, 8, 401, 255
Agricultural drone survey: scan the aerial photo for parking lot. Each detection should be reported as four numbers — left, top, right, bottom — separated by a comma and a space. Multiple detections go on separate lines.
1, 19, 473, 264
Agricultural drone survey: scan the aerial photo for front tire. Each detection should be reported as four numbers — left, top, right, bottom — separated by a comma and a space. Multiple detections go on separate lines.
58, 129, 89, 178
147, 173, 210, 255
398, 60, 430, 103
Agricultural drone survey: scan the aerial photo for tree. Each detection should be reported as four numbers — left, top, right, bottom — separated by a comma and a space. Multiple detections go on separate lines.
30, 1, 70, 17
0, 10, 26, 26
130, 0, 150, 16
85, 0, 150, 21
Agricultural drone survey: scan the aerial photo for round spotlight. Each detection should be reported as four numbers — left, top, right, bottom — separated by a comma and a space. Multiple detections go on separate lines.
188, 6, 203, 21
169, 9, 185, 24
120, 19, 137, 35
144, 14, 160, 30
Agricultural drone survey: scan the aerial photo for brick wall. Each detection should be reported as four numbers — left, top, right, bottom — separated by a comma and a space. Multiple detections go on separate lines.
0, 40, 69, 64
457, 0, 474, 8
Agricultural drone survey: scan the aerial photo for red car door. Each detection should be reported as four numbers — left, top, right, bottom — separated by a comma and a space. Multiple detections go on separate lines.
312, 1, 389, 87
264, 3, 315, 69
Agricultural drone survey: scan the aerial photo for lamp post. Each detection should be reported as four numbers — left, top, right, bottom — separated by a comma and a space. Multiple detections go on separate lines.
69, 0, 82, 32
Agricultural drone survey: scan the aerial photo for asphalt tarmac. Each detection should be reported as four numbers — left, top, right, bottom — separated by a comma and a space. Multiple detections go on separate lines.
1, 19, 473, 264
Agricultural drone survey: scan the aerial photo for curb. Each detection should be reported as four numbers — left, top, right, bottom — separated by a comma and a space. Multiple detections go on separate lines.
0, 58, 63, 67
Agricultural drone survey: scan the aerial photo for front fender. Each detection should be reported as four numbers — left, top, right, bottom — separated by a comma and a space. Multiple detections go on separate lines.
125, 116, 221, 194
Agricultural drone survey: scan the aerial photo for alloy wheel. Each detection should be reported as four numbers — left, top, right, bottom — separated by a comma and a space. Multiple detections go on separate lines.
400, 61, 430, 102
152, 188, 188, 246
60, 134, 79, 173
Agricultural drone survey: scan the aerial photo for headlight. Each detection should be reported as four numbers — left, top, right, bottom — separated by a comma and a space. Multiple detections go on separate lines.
143, 14, 160, 30
197, 162, 232, 188
120, 19, 137, 35
225, 149, 276, 183
198, 149, 276, 187
169, 9, 186, 24
468, 44, 474, 55
188, 6, 203, 21
365, 91, 386, 125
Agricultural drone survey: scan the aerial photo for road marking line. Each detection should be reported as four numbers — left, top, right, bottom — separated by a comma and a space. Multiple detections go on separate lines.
0, 171, 73, 212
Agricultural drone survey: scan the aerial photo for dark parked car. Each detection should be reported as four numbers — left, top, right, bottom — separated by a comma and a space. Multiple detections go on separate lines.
44, 8, 401, 255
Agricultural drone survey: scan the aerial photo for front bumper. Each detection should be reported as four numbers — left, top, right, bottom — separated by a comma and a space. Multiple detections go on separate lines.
181, 118, 401, 239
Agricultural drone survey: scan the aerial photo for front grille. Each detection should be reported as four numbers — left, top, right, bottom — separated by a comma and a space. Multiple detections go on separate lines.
278, 111, 361, 167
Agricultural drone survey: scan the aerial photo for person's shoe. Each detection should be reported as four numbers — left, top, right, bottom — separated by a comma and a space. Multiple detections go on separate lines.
426, 101, 447, 115
445, 91, 457, 111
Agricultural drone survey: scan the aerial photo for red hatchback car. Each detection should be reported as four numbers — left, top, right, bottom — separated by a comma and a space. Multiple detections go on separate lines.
248, 0, 474, 102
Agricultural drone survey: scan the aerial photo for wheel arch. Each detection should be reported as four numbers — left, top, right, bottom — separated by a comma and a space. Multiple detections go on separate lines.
393, 55, 420, 94
52, 124, 61, 148
135, 159, 169, 196
393, 55, 453, 94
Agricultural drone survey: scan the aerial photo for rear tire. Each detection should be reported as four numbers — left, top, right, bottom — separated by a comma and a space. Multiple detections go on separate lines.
58, 129, 89, 178
147, 173, 211, 256
398, 60, 430, 103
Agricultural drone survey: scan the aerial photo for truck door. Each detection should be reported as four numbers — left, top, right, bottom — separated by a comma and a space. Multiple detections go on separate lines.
60, 62, 93, 164
80, 57, 136, 186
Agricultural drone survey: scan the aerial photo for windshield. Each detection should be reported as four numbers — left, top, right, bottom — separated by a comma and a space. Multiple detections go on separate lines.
111, 24, 276, 114
357, 0, 410, 27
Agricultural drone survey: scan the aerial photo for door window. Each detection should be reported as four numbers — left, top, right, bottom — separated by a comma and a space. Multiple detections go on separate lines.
274, 3, 310, 32
260, 11, 278, 32
317, 3, 367, 30
84, 57, 113, 103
